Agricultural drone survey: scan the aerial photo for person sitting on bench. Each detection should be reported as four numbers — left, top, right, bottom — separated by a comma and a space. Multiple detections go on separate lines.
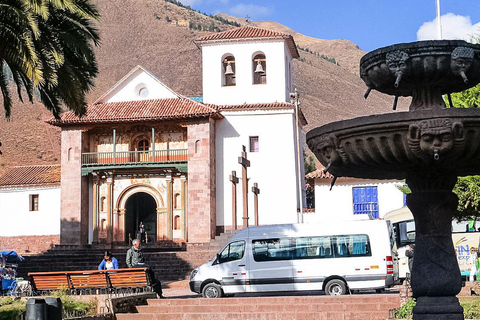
126, 239, 164, 298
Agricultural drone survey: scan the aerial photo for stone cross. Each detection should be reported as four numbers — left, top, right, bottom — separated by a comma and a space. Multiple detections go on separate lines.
229, 171, 239, 230
238, 145, 250, 228
252, 183, 260, 226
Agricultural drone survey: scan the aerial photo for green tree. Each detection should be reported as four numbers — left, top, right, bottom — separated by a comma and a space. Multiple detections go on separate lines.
453, 176, 480, 221
445, 83, 480, 108
304, 151, 316, 174
0, 0, 100, 119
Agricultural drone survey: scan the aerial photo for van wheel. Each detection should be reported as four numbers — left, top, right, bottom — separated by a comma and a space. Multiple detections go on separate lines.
325, 279, 347, 296
202, 283, 223, 298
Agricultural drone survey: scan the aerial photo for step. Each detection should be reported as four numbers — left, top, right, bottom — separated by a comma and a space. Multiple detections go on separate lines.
135, 302, 398, 313
145, 295, 399, 306
116, 311, 388, 320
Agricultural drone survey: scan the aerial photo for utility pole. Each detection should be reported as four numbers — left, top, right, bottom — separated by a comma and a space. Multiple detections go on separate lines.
291, 88, 304, 223
229, 171, 239, 230
436, 0, 442, 40
238, 146, 250, 228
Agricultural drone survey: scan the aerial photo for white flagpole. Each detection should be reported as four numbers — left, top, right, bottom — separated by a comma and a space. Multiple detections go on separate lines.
436, 0, 443, 39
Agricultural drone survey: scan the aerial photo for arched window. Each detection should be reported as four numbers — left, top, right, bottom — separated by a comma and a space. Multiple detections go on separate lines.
100, 196, 106, 212
174, 193, 181, 209
253, 53, 266, 84
138, 139, 149, 151
174, 215, 181, 230
222, 55, 236, 87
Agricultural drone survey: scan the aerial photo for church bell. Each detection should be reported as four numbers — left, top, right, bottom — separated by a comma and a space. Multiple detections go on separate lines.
254, 60, 264, 73
225, 62, 234, 75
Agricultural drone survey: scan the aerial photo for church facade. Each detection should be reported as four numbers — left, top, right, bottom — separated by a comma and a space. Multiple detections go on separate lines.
47, 26, 305, 246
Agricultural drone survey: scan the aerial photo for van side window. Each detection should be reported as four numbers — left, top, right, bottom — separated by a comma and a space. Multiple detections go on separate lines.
252, 238, 293, 262
218, 241, 245, 264
292, 234, 371, 260
293, 236, 333, 259
333, 235, 371, 258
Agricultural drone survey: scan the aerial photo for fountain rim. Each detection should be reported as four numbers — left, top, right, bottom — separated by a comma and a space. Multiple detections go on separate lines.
306, 108, 480, 140
360, 39, 480, 66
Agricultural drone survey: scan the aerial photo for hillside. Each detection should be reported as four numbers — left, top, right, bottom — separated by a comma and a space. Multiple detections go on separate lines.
0, 0, 409, 176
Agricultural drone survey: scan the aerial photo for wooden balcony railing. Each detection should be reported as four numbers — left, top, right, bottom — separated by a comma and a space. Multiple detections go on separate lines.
81, 149, 188, 166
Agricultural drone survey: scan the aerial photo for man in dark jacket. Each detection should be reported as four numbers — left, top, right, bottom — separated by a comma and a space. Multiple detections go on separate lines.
126, 239, 144, 267
126, 239, 164, 298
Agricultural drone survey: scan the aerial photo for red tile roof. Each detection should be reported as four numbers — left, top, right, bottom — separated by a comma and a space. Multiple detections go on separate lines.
212, 102, 294, 111
305, 168, 334, 179
0, 165, 61, 188
196, 26, 299, 59
211, 102, 307, 125
47, 98, 220, 126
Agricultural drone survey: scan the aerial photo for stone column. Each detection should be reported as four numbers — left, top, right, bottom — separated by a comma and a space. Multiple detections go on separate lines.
238, 146, 250, 228
181, 175, 187, 241
166, 174, 173, 240
106, 176, 114, 244
229, 171, 239, 230
252, 183, 260, 226
406, 170, 463, 320
92, 175, 100, 244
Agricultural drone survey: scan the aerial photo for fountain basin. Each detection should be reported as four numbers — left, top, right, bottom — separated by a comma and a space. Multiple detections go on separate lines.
360, 40, 480, 98
307, 108, 480, 180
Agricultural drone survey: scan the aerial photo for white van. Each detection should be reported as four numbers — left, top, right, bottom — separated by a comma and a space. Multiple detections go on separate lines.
189, 220, 397, 298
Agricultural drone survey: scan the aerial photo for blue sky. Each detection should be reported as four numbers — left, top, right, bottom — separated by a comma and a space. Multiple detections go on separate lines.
181, 0, 480, 52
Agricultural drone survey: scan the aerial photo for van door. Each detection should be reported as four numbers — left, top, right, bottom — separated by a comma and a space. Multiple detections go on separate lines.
215, 240, 248, 294
247, 238, 294, 292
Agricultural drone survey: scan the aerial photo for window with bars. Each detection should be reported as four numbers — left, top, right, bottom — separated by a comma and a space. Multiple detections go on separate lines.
29, 194, 39, 211
352, 186, 379, 219
250, 136, 259, 152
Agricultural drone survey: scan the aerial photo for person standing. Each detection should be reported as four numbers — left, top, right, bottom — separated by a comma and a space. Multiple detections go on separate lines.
405, 244, 415, 273
126, 239, 164, 298
98, 251, 119, 270
469, 247, 478, 282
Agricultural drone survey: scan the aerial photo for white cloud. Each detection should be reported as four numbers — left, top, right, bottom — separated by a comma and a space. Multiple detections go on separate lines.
228, 4, 272, 19
417, 13, 480, 42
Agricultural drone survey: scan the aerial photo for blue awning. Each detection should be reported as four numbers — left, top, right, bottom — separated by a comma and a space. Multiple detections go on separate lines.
0, 251, 24, 263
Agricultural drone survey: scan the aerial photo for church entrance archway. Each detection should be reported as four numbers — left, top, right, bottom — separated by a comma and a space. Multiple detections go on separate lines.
125, 192, 157, 243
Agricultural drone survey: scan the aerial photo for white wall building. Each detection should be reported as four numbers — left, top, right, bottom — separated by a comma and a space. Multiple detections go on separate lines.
0, 165, 61, 236
305, 169, 405, 222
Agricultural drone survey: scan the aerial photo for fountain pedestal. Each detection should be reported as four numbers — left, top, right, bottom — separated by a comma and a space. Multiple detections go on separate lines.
406, 170, 463, 319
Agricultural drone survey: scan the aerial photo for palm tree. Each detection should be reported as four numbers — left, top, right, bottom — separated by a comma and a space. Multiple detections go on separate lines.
0, 0, 100, 118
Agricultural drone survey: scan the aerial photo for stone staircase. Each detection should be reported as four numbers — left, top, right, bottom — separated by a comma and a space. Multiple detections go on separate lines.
116, 294, 400, 320
17, 230, 237, 281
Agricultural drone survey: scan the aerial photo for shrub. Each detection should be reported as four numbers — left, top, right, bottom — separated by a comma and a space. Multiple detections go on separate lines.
460, 297, 480, 319
396, 298, 416, 319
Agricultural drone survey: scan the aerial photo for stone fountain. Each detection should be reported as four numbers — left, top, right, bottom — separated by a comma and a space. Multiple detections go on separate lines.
307, 40, 480, 319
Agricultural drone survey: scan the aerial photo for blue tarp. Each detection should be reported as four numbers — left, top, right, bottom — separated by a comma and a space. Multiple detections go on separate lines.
0, 251, 24, 263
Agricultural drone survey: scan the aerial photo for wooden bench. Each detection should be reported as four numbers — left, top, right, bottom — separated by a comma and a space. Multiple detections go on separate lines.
28, 268, 151, 295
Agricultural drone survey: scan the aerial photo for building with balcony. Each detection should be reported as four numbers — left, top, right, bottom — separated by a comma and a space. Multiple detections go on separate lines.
45, 26, 305, 246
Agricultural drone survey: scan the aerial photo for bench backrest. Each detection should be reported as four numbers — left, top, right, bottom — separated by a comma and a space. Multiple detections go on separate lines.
28, 268, 150, 292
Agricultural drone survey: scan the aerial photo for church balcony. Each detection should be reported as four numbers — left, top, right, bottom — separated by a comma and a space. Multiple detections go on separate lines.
80, 149, 188, 175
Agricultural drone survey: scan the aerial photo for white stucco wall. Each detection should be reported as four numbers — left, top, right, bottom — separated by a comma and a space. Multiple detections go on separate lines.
306, 179, 405, 222
201, 40, 293, 105
0, 187, 61, 236
216, 110, 302, 228
103, 69, 177, 103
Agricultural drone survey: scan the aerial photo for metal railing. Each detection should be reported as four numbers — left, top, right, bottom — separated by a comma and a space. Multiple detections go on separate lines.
81, 149, 187, 166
